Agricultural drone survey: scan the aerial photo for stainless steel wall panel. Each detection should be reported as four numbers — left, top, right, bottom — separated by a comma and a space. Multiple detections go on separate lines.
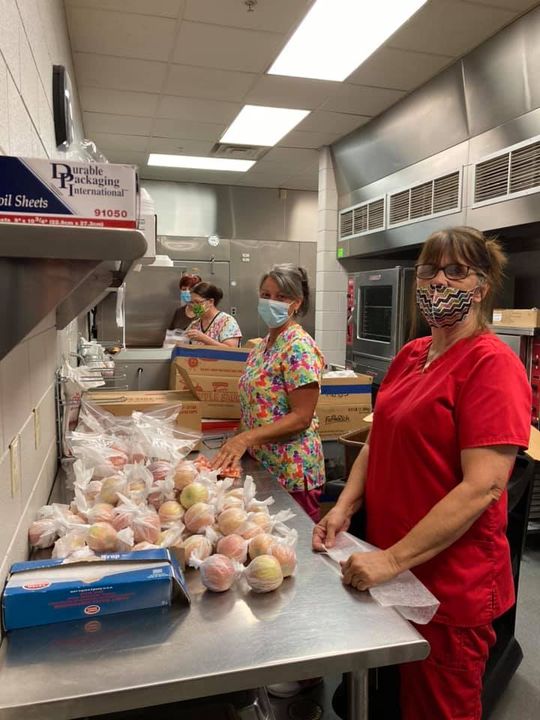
467, 107, 540, 163
332, 62, 469, 195
285, 191, 318, 244
157, 236, 231, 261
525, 8, 540, 111
463, 21, 530, 138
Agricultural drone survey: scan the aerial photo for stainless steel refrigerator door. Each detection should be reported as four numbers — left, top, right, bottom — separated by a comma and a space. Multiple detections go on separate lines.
229, 240, 305, 341
98, 261, 231, 347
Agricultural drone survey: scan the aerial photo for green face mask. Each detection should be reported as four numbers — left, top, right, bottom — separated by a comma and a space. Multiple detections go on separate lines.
192, 302, 206, 319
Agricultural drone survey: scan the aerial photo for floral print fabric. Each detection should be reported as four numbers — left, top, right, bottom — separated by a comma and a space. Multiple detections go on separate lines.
239, 323, 326, 492
187, 311, 242, 344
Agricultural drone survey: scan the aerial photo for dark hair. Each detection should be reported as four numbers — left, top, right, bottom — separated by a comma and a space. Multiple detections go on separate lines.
260, 264, 310, 316
179, 273, 201, 290
416, 226, 507, 329
191, 281, 224, 307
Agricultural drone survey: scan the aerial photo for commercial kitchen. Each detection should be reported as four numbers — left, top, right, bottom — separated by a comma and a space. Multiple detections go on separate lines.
1, 1, 540, 719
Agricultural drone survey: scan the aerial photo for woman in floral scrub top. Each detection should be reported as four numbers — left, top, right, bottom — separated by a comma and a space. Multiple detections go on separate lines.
212, 264, 325, 521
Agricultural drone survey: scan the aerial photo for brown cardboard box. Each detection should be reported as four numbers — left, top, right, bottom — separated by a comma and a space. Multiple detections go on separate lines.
244, 338, 263, 349
170, 344, 249, 379
526, 426, 540, 462
492, 308, 540, 328
86, 390, 202, 434
317, 374, 372, 439
176, 369, 240, 419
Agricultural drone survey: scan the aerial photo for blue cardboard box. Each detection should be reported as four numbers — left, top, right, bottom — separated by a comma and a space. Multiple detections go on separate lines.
2, 549, 190, 632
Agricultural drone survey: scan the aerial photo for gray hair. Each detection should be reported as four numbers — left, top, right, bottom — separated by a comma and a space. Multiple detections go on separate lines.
260, 264, 310, 316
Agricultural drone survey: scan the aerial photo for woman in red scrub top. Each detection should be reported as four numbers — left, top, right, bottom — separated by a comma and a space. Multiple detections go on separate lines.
313, 227, 531, 720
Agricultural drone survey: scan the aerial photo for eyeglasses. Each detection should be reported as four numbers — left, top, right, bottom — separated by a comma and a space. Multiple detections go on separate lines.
415, 263, 485, 281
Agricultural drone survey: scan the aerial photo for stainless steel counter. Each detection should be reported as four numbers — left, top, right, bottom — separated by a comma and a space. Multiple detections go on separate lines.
0, 460, 429, 719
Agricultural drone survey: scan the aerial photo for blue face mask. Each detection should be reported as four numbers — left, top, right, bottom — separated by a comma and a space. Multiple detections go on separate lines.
258, 298, 291, 328
180, 290, 191, 304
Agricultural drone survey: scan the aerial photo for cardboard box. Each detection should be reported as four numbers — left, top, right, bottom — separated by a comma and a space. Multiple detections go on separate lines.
86, 390, 202, 434
317, 374, 372, 438
2, 549, 190, 632
0, 156, 137, 228
178, 369, 241, 419
244, 338, 264, 349
170, 344, 249, 378
526, 426, 540, 462
492, 308, 540, 328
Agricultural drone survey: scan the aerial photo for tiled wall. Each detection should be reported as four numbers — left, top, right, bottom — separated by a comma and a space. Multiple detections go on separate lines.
315, 147, 347, 367
0, 0, 83, 589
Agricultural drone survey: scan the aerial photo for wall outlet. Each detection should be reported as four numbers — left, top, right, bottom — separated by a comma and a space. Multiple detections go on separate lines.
33, 407, 41, 450
9, 435, 21, 498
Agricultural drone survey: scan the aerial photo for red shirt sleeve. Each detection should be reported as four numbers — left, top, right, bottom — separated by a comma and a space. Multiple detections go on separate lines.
456, 346, 531, 450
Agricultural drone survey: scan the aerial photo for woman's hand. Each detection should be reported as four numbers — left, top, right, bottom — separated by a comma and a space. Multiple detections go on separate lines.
186, 328, 208, 344
312, 505, 352, 551
340, 550, 401, 591
210, 433, 251, 471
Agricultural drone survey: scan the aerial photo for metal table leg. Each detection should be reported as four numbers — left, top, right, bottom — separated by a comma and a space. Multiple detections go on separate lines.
345, 670, 369, 720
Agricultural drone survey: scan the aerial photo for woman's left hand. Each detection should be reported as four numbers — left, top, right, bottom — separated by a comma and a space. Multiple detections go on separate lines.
340, 550, 401, 591
210, 433, 251, 471
186, 329, 208, 344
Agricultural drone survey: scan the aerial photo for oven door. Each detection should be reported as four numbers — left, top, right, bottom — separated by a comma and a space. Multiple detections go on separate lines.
353, 268, 403, 361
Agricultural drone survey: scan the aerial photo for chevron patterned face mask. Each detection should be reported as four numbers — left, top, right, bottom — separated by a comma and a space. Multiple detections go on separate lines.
416, 285, 478, 328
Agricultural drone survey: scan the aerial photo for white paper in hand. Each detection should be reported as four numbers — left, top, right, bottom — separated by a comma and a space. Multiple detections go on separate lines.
323, 532, 440, 624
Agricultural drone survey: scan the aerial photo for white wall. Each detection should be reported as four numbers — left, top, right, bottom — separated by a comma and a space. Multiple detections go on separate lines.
0, 0, 83, 589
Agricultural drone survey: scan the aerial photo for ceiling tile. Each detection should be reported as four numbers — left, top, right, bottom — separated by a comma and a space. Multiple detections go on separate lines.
73, 53, 168, 93
172, 21, 285, 72
165, 65, 256, 102
80, 87, 159, 117
183, 0, 311, 33
322, 85, 406, 116
388, 0, 515, 57
90, 132, 149, 152
244, 75, 337, 110
147, 137, 215, 155
156, 95, 240, 124
65, 0, 185, 17
254, 147, 319, 173
66, 7, 177, 61
83, 112, 153, 135
152, 117, 226, 141
347, 47, 454, 91
140, 166, 251, 185
100, 149, 150, 166
296, 111, 370, 135
278, 129, 339, 149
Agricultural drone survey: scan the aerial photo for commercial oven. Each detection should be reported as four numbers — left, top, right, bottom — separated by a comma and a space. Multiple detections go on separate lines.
346, 267, 420, 385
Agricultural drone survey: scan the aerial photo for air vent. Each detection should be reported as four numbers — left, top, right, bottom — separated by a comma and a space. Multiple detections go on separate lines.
210, 143, 269, 161
473, 136, 540, 206
339, 197, 385, 240
474, 154, 509, 203
388, 170, 461, 227
340, 210, 353, 238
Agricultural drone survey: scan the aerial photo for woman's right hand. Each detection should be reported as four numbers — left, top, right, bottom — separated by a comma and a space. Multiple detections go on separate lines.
312, 505, 352, 551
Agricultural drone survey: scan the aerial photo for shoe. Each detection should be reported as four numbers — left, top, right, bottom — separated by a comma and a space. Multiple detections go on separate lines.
267, 678, 323, 698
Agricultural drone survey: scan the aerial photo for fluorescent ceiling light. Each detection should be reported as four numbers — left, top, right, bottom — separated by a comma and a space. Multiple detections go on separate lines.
268, 0, 428, 82
221, 105, 310, 146
147, 154, 255, 172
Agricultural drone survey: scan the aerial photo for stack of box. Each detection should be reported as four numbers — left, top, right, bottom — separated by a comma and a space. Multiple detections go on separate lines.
169, 345, 250, 420
317, 374, 372, 440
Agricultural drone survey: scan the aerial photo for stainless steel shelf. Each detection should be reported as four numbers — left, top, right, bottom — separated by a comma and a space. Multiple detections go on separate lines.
0, 223, 146, 360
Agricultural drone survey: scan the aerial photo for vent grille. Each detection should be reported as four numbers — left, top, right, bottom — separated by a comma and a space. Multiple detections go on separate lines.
473, 137, 540, 205
210, 142, 269, 161
389, 189, 410, 225
388, 170, 461, 227
339, 197, 385, 239
340, 210, 353, 238
510, 140, 540, 194
474, 154, 509, 203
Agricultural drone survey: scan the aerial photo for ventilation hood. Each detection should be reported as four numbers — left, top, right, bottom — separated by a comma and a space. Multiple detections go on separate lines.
332, 7, 540, 260
0, 223, 146, 361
